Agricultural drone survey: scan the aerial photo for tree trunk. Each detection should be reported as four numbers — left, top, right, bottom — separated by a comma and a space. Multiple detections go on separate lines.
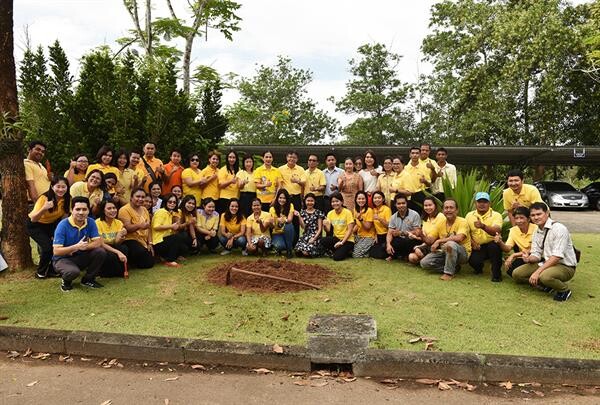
183, 35, 193, 94
0, 0, 34, 270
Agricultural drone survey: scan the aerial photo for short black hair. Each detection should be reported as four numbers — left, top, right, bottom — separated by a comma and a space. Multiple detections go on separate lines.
394, 193, 408, 204
28, 140, 47, 150
436, 147, 447, 154
530, 202, 549, 212
513, 206, 530, 218
71, 196, 90, 210
507, 169, 524, 180
325, 152, 337, 161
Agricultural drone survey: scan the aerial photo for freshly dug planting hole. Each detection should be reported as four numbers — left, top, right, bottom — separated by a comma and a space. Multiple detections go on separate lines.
207, 259, 337, 292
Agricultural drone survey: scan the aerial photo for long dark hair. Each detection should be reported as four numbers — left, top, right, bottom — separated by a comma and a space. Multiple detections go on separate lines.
422, 196, 439, 221
274, 189, 291, 217
160, 193, 178, 211
225, 150, 239, 175
354, 190, 369, 214
112, 148, 130, 169
180, 195, 197, 215
97, 199, 117, 221
86, 169, 106, 192
372, 190, 386, 207
224, 198, 244, 224
72, 154, 88, 174
95, 145, 113, 164
363, 149, 378, 169
43, 176, 71, 214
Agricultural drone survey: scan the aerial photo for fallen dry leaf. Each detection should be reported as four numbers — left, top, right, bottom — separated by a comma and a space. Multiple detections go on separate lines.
293, 380, 311, 386
288, 372, 307, 377
0, 316, 9, 320
272, 344, 284, 354
59, 355, 71, 362
533, 390, 545, 397
416, 378, 440, 385
323, 298, 331, 302
448, 302, 459, 306
100, 401, 112, 405
31, 353, 51, 360
23, 348, 32, 357
26, 380, 39, 387
80, 357, 92, 362
380, 378, 398, 385
425, 341, 435, 351
108, 359, 118, 366
6, 351, 20, 359
191, 364, 206, 370
500, 381, 513, 390
252, 368, 273, 375
532, 319, 543, 327
281, 314, 290, 321
164, 377, 179, 382
438, 381, 452, 391
316, 370, 331, 377
408, 337, 421, 344
311, 381, 329, 387
203, 301, 215, 305
343, 377, 357, 382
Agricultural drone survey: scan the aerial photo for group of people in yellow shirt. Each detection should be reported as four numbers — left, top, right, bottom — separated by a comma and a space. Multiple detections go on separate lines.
28, 141, 567, 296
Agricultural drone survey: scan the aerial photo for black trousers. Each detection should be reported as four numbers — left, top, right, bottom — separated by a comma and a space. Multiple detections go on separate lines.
155, 233, 190, 262
27, 219, 59, 275
289, 193, 302, 245
53, 247, 106, 283
319, 236, 354, 261
506, 257, 525, 277
216, 198, 230, 218
323, 196, 333, 214
122, 240, 155, 269
408, 191, 426, 215
468, 242, 502, 279
388, 237, 420, 259
239, 192, 256, 218
100, 244, 129, 277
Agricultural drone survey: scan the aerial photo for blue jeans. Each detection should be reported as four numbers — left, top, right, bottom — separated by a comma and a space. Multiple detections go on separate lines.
272, 223, 295, 253
218, 235, 247, 251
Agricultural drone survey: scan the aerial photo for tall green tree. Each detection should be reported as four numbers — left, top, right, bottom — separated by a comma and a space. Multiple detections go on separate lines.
226, 56, 339, 145
121, 0, 241, 94
332, 43, 416, 145
419, 0, 594, 147
197, 78, 228, 149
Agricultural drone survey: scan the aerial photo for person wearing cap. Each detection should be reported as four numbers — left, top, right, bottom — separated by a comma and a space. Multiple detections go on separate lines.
420, 198, 471, 281
465, 192, 504, 282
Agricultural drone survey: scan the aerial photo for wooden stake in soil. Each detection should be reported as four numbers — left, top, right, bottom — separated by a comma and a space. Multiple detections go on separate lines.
226, 267, 321, 290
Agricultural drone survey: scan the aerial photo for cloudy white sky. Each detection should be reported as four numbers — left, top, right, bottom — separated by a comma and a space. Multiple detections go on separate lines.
12, 0, 590, 126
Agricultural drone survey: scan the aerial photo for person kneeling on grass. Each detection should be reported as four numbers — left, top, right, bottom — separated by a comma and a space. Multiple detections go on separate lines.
420, 198, 471, 281
269, 189, 297, 258
219, 198, 247, 256
320, 192, 355, 261
245, 198, 272, 256
151, 193, 190, 267
511, 202, 577, 302
52, 196, 106, 292
195, 197, 220, 253
494, 206, 537, 277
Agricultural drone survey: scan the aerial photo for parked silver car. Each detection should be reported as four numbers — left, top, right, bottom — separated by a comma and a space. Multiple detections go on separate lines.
534, 181, 589, 209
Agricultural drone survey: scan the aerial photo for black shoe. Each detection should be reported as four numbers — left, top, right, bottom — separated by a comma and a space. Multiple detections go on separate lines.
536, 285, 552, 293
81, 279, 104, 289
47, 269, 61, 278
553, 290, 572, 302
286, 250, 293, 259
36, 271, 47, 279
473, 269, 483, 275
491, 276, 502, 282
60, 280, 73, 292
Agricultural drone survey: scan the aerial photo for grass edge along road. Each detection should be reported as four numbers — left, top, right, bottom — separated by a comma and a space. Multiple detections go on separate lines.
0, 234, 598, 360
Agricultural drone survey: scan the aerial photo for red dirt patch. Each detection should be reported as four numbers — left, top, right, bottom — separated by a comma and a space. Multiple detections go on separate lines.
207, 259, 337, 292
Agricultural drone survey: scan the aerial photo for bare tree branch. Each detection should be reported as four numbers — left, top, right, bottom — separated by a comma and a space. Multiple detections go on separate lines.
166, 0, 177, 19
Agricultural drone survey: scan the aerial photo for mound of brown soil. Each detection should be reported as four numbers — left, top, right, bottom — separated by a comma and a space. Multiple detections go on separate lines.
207, 259, 336, 292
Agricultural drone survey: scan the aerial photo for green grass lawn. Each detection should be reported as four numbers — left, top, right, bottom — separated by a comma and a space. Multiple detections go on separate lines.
1, 234, 599, 360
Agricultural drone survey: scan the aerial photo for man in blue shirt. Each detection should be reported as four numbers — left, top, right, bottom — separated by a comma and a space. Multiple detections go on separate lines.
53, 196, 107, 292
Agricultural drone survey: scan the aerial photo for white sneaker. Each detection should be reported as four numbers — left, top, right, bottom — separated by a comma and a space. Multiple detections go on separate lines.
220, 250, 231, 256
242, 250, 248, 256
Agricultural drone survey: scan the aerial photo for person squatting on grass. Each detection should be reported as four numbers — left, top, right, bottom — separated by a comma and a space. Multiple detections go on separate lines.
320, 192, 355, 261
269, 189, 297, 258
151, 193, 190, 267
219, 198, 248, 255
465, 192, 504, 282
494, 206, 537, 277
511, 202, 577, 301
95, 200, 129, 277
420, 198, 471, 281
28, 176, 71, 279
52, 196, 106, 291
246, 198, 273, 256
384, 194, 422, 261
118, 188, 155, 269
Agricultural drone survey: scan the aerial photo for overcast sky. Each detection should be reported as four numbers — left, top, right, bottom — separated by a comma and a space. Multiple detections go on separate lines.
13, 0, 590, 126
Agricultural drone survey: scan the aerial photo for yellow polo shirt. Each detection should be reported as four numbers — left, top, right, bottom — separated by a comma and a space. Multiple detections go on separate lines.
70, 181, 103, 204
64, 170, 86, 184
86, 164, 120, 178
304, 168, 326, 196
217, 166, 239, 200
419, 158, 438, 183
29, 195, 66, 224
327, 208, 355, 242
151, 208, 178, 245
431, 216, 471, 255
354, 208, 376, 238
96, 218, 124, 245
502, 184, 543, 211
422, 212, 445, 237
220, 213, 246, 235
403, 163, 428, 193
247, 211, 271, 238
24, 159, 50, 201
181, 168, 203, 204
200, 166, 220, 200
253, 165, 282, 204
465, 209, 503, 245
236, 170, 257, 193
377, 172, 397, 205
372, 205, 392, 236
278, 164, 306, 195
505, 223, 537, 252
118, 203, 150, 248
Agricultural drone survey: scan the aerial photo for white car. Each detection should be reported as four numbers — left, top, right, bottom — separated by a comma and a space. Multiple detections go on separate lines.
534, 181, 589, 209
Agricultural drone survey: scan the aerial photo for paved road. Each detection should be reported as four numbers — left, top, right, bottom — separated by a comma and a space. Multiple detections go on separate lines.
1, 357, 598, 404
550, 210, 600, 233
